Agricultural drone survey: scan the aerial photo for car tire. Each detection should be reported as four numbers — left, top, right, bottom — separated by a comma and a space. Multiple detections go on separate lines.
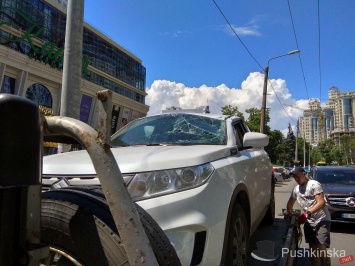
261, 177, 275, 225
225, 203, 249, 266
41, 188, 181, 266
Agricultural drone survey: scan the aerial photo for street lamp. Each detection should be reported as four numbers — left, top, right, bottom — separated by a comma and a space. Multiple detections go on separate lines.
260, 49, 300, 133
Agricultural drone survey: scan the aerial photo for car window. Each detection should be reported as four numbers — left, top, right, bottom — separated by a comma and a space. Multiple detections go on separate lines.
316, 171, 355, 185
111, 114, 227, 146
233, 121, 247, 149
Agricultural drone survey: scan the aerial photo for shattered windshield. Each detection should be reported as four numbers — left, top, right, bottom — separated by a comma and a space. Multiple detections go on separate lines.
111, 113, 227, 147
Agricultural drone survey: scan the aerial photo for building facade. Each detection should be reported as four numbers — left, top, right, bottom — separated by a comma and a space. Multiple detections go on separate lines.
0, 0, 149, 141
299, 87, 355, 145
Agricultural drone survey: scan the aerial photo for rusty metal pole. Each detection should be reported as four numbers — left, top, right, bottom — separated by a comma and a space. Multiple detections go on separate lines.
43, 90, 159, 265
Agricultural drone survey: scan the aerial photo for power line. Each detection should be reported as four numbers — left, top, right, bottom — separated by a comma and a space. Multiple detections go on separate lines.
212, 0, 263, 70
267, 81, 298, 123
212, 0, 296, 123
287, 0, 310, 99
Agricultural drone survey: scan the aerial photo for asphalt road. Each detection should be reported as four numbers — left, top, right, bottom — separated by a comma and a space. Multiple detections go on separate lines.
249, 178, 355, 266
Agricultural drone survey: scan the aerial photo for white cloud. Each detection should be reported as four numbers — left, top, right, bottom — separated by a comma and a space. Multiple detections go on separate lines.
228, 24, 261, 36
145, 72, 306, 133
159, 30, 192, 38
221, 18, 261, 36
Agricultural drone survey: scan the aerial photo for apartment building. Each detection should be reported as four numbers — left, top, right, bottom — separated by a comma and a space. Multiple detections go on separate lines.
299, 86, 355, 145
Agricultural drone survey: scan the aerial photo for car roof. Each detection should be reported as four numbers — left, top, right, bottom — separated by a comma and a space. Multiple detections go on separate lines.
313, 166, 355, 172
147, 112, 242, 121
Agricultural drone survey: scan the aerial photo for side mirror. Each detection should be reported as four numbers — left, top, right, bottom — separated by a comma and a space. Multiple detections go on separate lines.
243, 132, 269, 148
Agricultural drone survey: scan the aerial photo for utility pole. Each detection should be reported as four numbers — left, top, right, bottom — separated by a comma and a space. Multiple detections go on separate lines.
303, 132, 306, 168
260, 50, 300, 133
59, 0, 85, 153
295, 125, 298, 166
260, 65, 269, 134
60, 0, 84, 119
309, 142, 311, 167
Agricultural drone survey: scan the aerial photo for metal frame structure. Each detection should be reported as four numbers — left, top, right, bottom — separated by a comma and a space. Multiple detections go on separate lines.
0, 90, 158, 265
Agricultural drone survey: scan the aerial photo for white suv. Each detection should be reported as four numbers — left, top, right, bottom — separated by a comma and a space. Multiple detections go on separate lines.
42, 112, 274, 265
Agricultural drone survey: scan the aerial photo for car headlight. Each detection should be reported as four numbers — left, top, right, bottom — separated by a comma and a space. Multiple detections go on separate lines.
128, 163, 214, 200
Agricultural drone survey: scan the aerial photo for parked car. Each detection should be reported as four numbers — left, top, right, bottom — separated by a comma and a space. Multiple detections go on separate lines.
283, 167, 291, 179
42, 112, 275, 265
310, 166, 355, 223
273, 167, 285, 182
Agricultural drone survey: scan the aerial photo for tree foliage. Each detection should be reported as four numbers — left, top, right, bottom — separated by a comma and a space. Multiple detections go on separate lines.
311, 147, 323, 165
245, 108, 270, 133
265, 130, 284, 164
340, 135, 351, 165
306, 135, 355, 166
221, 105, 244, 120
330, 146, 344, 165
296, 137, 311, 167
220, 105, 355, 166
282, 123, 296, 165
318, 139, 335, 165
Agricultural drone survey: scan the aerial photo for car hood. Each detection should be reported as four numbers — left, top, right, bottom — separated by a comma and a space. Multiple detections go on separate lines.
43, 145, 231, 175
323, 184, 355, 196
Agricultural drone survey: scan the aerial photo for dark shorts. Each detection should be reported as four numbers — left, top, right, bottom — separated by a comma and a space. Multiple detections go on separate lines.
304, 221, 331, 247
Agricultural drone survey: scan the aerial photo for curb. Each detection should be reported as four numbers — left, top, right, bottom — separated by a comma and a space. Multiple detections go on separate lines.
279, 216, 299, 266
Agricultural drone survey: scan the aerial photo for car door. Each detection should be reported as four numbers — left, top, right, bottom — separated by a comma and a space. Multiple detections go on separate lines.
233, 121, 270, 226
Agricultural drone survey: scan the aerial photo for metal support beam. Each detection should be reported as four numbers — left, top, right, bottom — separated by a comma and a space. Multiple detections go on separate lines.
44, 90, 159, 265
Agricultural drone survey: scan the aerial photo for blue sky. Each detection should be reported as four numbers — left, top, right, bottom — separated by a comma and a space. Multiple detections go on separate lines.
84, 0, 355, 132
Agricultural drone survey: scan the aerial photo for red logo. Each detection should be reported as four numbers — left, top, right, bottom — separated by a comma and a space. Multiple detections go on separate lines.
339, 255, 354, 265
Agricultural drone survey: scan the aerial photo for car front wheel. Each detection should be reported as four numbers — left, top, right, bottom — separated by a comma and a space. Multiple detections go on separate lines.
41, 188, 181, 266
225, 203, 249, 266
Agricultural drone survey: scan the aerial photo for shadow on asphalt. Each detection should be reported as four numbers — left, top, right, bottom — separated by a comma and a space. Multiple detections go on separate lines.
330, 222, 355, 234
295, 248, 312, 266
248, 218, 290, 265
275, 180, 291, 187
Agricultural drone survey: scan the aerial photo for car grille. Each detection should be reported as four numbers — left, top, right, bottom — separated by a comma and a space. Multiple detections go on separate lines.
327, 196, 354, 208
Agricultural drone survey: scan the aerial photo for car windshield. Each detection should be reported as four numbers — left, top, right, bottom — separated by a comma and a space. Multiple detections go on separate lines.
111, 113, 227, 147
316, 170, 355, 185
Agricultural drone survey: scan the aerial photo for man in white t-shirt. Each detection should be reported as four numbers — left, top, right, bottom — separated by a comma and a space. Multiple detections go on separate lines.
286, 166, 331, 266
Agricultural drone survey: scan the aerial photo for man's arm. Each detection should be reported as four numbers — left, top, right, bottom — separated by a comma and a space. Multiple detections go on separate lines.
307, 192, 326, 214
287, 196, 297, 216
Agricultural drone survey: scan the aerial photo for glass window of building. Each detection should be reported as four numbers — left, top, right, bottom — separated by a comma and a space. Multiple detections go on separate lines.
25, 83, 52, 108
0, 0, 146, 104
1, 76, 15, 94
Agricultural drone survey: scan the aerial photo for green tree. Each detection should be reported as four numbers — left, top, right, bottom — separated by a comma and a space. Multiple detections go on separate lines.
265, 130, 284, 164
283, 123, 296, 165
340, 135, 351, 165
221, 105, 244, 119
245, 108, 270, 133
296, 137, 311, 167
330, 146, 344, 165
311, 147, 322, 165
318, 139, 335, 164
275, 142, 287, 166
